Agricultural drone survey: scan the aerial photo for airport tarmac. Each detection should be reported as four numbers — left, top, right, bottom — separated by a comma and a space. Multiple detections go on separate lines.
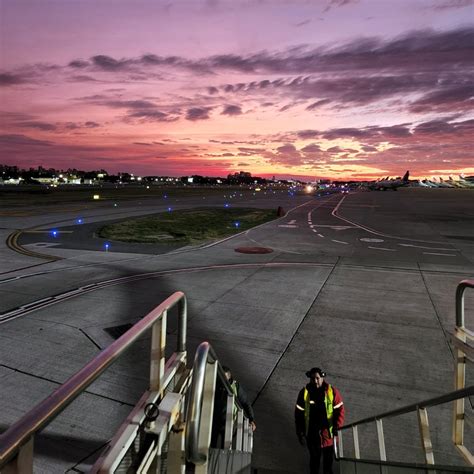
0, 187, 473, 473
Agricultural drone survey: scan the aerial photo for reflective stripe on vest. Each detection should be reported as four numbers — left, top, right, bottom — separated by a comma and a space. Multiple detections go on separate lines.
303, 384, 334, 436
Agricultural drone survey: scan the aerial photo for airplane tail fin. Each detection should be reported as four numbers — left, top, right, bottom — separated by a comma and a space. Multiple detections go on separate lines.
402, 170, 409, 182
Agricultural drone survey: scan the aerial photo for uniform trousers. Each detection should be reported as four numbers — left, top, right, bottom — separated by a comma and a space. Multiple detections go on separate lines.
306, 432, 334, 474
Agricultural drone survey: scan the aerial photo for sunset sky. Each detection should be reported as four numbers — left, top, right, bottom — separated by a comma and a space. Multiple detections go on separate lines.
1, 0, 473, 180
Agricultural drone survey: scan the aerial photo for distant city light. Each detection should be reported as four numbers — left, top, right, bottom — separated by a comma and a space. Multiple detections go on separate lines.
93, 194, 100, 200
305, 185, 314, 193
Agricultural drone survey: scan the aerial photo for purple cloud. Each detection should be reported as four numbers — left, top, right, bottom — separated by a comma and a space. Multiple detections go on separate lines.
0, 73, 26, 86
301, 144, 321, 153
129, 110, 178, 122
91, 55, 132, 71
0, 134, 52, 147
221, 105, 242, 116
306, 99, 331, 110
17, 121, 57, 131
69, 59, 89, 69
409, 85, 473, 113
186, 107, 212, 121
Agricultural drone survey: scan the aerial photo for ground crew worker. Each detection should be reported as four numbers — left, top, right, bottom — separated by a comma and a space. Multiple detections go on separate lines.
223, 366, 256, 431
295, 367, 344, 474
211, 365, 256, 448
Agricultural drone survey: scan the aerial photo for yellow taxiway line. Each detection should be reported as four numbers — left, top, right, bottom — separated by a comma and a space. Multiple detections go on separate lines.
5, 230, 62, 261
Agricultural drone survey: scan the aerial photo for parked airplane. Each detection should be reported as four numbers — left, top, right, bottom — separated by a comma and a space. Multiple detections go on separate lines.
420, 179, 439, 188
457, 176, 474, 188
435, 177, 455, 188
369, 171, 410, 191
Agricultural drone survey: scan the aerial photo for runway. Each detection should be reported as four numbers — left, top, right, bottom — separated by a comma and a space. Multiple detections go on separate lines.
0, 187, 473, 472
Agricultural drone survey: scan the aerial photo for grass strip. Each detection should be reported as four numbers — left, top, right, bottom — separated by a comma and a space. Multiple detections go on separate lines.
98, 207, 277, 244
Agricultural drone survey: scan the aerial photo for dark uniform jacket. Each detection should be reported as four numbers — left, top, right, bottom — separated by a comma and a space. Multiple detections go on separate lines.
295, 381, 344, 447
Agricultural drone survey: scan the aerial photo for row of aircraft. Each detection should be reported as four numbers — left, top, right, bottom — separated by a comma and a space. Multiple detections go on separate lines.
364, 172, 474, 191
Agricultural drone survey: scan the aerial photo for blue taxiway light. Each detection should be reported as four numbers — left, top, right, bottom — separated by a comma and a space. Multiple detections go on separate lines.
234, 222, 240, 228
168, 207, 172, 212
105, 243, 110, 250
224, 203, 230, 208
51, 230, 58, 237
77, 218, 83, 224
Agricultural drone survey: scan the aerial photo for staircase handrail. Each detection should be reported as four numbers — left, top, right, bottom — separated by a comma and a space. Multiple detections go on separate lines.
0, 291, 187, 469
340, 386, 473, 430
186, 341, 249, 465
338, 279, 474, 467
456, 279, 474, 332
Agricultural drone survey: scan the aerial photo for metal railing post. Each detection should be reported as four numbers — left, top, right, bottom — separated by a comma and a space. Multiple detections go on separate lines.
178, 297, 187, 353
224, 394, 235, 449
417, 407, 435, 464
353, 425, 360, 459
150, 310, 167, 393
338, 430, 344, 458
235, 409, 244, 451
376, 419, 386, 462
243, 418, 249, 452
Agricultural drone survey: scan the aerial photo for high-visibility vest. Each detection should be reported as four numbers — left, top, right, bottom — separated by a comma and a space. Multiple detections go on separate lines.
230, 380, 239, 419
303, 384, 334, 436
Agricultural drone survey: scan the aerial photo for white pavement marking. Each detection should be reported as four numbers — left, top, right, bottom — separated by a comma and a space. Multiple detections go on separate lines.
332, 240, 349, 245
317, 234, 325, 238
26, 243, 61, 248
331, 194, 454, 245
312, 229, 318, 233
310, 225, 356, 230
288, 220, 296, 225
360, 238, 384, 243
278, 224, 298, 228
398, 243, 459, 252
368, 246, 397, 252
423, 252, 457, 257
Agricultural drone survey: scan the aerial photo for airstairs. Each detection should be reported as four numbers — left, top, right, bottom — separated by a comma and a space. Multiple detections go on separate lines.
0, 292, 253, 473
0, 282, 473, 473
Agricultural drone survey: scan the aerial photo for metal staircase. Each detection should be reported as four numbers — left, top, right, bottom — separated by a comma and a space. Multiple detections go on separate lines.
0, 292, 253, 473
334, 280, 474, 473
0, 281, 472, 473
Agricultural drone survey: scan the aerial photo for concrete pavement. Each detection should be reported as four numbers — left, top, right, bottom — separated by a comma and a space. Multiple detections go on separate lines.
0, 188, 473, 472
